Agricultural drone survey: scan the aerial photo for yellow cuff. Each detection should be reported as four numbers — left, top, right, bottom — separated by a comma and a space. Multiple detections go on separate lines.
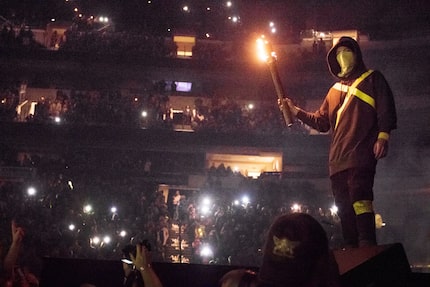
353, 200, 374, 215
378, 132, 390, 141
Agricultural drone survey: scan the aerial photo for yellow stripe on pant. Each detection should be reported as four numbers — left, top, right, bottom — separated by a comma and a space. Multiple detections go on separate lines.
353, 200, 374, 215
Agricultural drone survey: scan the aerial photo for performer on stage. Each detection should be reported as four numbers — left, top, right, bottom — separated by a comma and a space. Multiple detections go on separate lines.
282, 36, 397, 248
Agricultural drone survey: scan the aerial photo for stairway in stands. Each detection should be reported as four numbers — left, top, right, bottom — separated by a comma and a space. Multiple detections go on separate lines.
166, 223, 192, 263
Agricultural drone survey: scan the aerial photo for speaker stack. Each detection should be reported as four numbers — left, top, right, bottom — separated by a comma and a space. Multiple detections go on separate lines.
333, 243, 412, 287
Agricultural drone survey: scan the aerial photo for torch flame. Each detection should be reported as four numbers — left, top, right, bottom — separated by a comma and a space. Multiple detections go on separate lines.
256, 36, 276, 63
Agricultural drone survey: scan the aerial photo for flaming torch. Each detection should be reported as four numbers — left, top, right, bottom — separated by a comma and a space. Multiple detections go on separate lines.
256, 36, 293, 127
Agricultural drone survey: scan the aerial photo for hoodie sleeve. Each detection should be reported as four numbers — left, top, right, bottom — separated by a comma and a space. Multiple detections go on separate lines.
372, 70, 397, 133
296, 97, 331, 133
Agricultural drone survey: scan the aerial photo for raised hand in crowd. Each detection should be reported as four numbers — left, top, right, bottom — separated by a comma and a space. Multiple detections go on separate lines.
3, 220, 25, 280
129, 243, 163, 287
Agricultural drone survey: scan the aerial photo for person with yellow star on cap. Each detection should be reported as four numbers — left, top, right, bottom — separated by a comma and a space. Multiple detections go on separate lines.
257, 213, 341, 287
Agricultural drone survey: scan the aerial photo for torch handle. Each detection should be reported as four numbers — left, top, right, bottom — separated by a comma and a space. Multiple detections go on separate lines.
267, 58, 293, 127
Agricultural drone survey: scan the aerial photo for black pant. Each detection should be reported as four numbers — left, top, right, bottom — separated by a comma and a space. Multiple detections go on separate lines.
331, 168, 377, 247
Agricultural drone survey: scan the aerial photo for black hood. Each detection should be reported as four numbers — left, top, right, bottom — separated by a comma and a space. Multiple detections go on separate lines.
327, 36, 367, 80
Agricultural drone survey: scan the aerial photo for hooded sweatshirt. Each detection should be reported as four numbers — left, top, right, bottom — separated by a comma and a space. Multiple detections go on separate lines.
296, 36, 397, 176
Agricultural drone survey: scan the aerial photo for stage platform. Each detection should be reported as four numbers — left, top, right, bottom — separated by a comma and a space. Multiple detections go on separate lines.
39, 244, 430, 287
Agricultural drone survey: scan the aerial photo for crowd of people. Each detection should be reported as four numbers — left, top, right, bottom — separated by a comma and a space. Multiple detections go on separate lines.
1, 17, 327, 69
0, 84, 309, 136
58, 27, 177, 60
0, 20, 248, 64
0, 24, 41, 50
0, 143, 342, 286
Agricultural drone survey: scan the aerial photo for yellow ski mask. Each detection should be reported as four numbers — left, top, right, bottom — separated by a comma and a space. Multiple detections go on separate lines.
336, 46, 356, 77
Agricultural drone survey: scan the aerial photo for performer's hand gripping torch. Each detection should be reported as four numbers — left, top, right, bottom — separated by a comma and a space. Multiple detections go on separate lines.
257, 37, 293, 127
